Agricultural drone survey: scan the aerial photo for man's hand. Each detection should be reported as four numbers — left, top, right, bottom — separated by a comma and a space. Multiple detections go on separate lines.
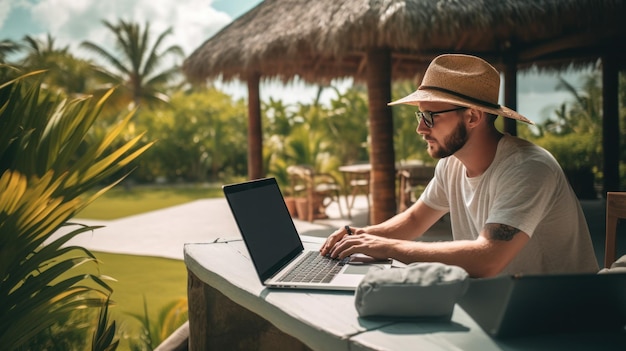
322, 230, 393, 260
319, 226, 354, 257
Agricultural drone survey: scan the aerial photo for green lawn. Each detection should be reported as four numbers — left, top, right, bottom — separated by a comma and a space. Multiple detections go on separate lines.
77, 184, 224, 220
92, 251, 187, 327
71, 185, 224, 347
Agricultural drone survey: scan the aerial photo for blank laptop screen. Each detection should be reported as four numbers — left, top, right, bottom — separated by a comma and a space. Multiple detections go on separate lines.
224, 178, 304, 281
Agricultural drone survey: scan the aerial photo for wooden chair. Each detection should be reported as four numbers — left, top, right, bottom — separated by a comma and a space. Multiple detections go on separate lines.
604, 192, 626, 268
397, 166, 435, 213
287, 165, 344, 222
338, 163, 371, 220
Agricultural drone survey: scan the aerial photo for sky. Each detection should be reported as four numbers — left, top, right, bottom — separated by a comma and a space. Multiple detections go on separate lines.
0, 0, 589, 123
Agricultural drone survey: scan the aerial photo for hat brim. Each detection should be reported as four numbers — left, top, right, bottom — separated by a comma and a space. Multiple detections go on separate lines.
388, 89, 535, 125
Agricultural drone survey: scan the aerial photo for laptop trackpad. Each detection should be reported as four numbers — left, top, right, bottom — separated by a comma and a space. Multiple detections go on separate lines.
344, 265, 373, 274
345, 254, 392, 274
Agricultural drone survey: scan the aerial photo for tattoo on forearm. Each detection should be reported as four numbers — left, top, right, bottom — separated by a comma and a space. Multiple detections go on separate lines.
486, 223, 520, 241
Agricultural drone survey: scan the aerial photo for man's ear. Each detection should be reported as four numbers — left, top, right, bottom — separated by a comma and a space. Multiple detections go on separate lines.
466, 108, 483, 127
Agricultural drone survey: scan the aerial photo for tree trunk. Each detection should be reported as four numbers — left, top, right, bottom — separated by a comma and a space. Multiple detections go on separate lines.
367, 48, 396, 224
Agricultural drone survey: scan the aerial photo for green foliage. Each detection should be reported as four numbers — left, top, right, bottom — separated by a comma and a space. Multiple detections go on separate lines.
535, 133, 599, 170
0, 70, 152, 350
20, 309, 98, 350
127, 297, 188, 351
391, 81, 432, 164
133, 87, 248, 182
325, 85, 370, 163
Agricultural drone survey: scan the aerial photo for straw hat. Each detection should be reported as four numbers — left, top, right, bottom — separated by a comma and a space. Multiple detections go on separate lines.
389, 54, 534, 125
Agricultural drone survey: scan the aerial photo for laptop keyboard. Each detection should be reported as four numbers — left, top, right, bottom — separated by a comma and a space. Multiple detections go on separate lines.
279, 251, 349, 284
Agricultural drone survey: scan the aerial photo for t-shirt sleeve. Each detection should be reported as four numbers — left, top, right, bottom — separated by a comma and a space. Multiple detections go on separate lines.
420, 159, 452, 212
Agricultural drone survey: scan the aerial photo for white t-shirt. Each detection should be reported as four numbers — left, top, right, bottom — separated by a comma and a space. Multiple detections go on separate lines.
420, 134, 599, 275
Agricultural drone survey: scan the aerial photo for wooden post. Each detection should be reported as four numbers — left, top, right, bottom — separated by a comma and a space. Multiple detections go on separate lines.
247, 72, 263, 180
367, 48, 396, 224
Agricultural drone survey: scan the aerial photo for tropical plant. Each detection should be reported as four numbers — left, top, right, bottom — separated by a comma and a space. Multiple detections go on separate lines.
0, 69, 152, 350
80, 20, 185, 109
126, 297, 188, 351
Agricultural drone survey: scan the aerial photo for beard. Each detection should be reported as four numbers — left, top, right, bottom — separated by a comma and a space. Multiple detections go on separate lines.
426, 120, 468, 159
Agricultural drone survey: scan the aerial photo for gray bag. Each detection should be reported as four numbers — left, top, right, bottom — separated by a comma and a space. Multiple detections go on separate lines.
354, 262, 469, 320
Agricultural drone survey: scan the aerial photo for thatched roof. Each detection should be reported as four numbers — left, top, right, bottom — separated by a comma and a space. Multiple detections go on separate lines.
183, 0, 626, 84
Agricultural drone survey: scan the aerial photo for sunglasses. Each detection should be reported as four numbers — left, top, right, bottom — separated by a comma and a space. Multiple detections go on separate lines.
415, 107, 467, 128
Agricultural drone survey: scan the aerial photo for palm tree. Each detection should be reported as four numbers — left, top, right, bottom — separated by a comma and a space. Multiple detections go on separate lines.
0, 39, 20, 64
20, 34, 65, 66
81, 20, 184, 109
20, 34, 96, 95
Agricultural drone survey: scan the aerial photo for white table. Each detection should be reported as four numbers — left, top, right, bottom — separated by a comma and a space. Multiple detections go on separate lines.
184, 236, 626, 350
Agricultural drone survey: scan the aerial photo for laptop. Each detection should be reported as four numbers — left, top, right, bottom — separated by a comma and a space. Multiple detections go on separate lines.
222, 177, 391, 290
458, 272, 626, 338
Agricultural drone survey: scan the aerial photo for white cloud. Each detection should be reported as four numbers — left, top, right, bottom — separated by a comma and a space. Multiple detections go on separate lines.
26, 0, 232, 58
0, 0, 12, 29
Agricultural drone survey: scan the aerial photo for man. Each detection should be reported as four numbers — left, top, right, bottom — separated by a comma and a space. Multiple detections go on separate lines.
320, 54, 599, 277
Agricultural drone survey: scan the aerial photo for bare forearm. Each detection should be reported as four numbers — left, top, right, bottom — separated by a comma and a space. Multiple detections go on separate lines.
362, 211, 420, 239
387, 239, 499, 277
387, 230, 528, 278
361, 200, 444, 240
